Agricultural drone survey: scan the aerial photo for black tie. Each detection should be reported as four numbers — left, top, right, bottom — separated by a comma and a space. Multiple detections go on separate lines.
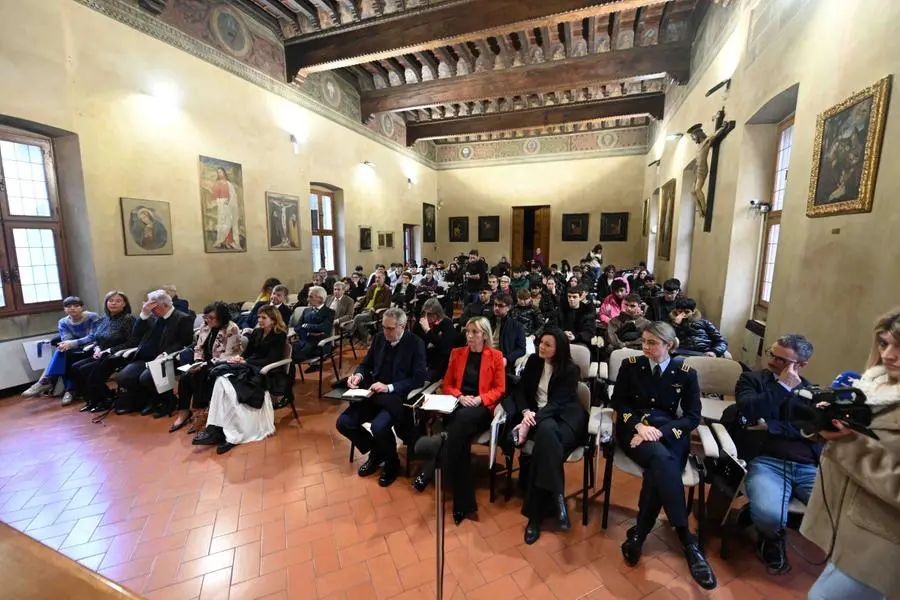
653, 365, 662, 379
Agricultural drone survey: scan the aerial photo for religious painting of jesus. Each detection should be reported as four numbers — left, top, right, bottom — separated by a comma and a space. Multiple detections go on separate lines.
266, 192, 300, 251
199, 155, 246, 253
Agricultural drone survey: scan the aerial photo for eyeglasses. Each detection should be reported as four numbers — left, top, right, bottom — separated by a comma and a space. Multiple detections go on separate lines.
493, 304, 509, 309
766, 349, 798, 364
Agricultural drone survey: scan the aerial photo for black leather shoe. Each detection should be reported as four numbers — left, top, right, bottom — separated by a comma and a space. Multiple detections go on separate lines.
140, 404, 155, 416
79, 404, 93, 413
192, 427, 223, 446
683, 543, 717, 590
412, 472, 431, 493
378, 462, 399, 487
621, 526, 645, 567
216, 442, 236, 455
115, 408, 132, 415
304, 363, 322, 373
756, 532, 791, 575
524, 519, 541, 545
357, 455, 384, 477
556, 494, 570, 531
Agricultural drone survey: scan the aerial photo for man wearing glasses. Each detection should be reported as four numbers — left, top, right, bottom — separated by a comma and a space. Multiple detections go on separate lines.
734, 334, 821, 575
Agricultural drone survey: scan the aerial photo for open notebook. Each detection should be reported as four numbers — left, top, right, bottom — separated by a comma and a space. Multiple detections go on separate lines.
342, 388, 374, 400
420, 394, 459, 414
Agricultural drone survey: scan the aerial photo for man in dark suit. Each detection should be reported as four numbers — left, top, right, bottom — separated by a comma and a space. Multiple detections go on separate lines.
490, 294, 527, 371
291, 286, 334, 367
336, 308, 426, 487
115, 289, 195, 416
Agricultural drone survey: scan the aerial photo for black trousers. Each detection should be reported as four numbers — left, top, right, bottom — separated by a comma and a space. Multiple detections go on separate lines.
70, 354, 98, 395
116, 360, 173, 411
336, 393, 405, 465
620, 434, 691, 533
444, 404, 492, 514
176, 365, 214, 410
521, 417, 580, 520
82, 354, 129, 405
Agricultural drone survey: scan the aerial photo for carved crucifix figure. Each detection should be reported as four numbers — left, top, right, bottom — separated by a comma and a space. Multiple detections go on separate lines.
688, 110, 735, 218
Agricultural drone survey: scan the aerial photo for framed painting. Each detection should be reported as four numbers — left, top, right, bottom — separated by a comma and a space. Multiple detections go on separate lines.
599, 212, 629, 242
562, 213, 589, 242
807, 75, 891, 217
121, 198, 173, 256
422, 203, 436, 243
198, 155, 246, 253
265, 192, 300, 251
449, 217, 469, 243
377, 231, 395, 249
641, 198, 650, 237
359, 226, 372, 252
478, 216, 500, 242
657, 179, 676, 260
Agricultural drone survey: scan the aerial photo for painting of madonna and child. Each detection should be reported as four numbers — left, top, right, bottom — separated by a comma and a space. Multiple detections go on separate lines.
198, 155, 247, 252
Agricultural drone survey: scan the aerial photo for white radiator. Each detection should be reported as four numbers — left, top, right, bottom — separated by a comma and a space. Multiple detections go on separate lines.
741, 320, 765, 369
0, 333, 55, 391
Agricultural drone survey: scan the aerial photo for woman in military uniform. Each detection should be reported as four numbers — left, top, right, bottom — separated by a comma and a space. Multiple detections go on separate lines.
611, 321, 717, 590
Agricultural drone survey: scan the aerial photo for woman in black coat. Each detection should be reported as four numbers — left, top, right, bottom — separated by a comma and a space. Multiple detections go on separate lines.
508, 328, 586, 545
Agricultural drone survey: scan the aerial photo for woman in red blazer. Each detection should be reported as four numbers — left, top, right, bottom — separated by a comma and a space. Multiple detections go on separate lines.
412, 316, 506, 524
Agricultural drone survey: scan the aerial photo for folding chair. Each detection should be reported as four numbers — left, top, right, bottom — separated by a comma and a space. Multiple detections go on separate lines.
262, 340, 299, 423
682, 356, 743, 423
295, 334, 341, 397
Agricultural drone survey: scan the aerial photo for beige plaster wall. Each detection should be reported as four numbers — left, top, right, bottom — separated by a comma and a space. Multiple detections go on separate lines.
645, 0, 900, 382
0, 0, 437, 320
435, 155, 647, 268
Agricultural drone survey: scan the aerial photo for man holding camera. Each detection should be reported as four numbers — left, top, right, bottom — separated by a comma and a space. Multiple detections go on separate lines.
734, 334, 822, 574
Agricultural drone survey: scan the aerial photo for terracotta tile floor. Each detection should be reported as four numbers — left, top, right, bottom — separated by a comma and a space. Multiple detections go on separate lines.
0, 348, 824, 599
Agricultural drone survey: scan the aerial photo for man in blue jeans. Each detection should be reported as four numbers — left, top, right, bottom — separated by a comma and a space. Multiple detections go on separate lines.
735, 334, 821, 575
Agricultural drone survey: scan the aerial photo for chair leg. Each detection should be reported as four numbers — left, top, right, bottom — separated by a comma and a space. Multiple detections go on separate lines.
338, 334, 344, 370
504, 454, 514, 501
489, 462, 496, 504
582, 448, 591, 526
298, 365, 305, 383
588, 448, 596, 489
601, 447, 614, 530
331, 354, 339, 380
697, 473, 706, 552
349, 444, 355, 463
686, 486, 695, 516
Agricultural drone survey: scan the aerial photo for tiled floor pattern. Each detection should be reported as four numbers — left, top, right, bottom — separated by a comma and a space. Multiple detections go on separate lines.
0, 349, 824, 599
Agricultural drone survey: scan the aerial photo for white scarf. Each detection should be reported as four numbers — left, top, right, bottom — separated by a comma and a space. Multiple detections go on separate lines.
854, 366, 900, 407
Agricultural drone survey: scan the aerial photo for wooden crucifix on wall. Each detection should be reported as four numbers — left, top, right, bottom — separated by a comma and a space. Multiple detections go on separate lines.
688, 108, 736, 232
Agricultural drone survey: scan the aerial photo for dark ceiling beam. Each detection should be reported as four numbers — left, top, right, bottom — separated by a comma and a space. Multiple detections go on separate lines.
361, 40, 688, 116
415, 51, 439, 80
406, 92, 664, 144
309, 0, 338, 23
396, 54, 422, 83
285, 0, 668, 78
291, 0, 322, 29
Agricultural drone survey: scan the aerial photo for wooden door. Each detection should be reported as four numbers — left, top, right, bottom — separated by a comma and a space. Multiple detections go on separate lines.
533, 206, 551, 262
511, 208, 525, 267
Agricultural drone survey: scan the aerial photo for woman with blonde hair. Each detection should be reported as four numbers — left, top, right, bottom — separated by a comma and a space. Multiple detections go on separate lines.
803, 309, 900, 600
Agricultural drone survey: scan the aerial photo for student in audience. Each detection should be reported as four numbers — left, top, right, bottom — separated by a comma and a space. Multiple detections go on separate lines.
464, 250, 488, 304
607, 294, 651, 351
317, 267, 336, 294
598, 279, 629, 325
415, 317, 505, 522
238, 277, 282, 328
23, 296, 100, 403
347, 272, 366, 301
444, 262, 461, 285
508, 328, 585, 544
460, 288, 493, 323
559, 260, 572, 281
70, 291, 135, 411
416, 268, 439, 296
491, 256, 511, 278
491, 294, 527, 371
541, 276, 561, 312
115, 290, 195, 417
567, 275, 580, 289
291, 286, 334, 365
510, 265, 530, 294
510, 288, 543, 337
391, 271, 416, 310
530, 283, 549, 318
499, 275, 512, 297
487, 275, 500, 299
169, 302, 241, 433
326, 281, 355, 327
528, 262, 544, 286
596, 264, 618, 299
578, 260, 597, 289
387, 263, 403, 286
647, 278, 681, 322
638, 273, 662, 301
413, 298, 457, 382
162, 285, 190, 315
346, 272, 391, 343
551, 286, 596, 347
192, 305, 288, 454
670, 298, 728, 357
587, 244, 604, 278
629, 266, 649, 292
614, 321, 716, 590
336, 308, 426, 487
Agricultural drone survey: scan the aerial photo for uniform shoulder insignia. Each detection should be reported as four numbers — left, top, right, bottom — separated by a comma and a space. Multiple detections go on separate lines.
673, 428, 683, 440
628, 356, 637, 364
622, 412, 632, 423
681, 362, 692, 373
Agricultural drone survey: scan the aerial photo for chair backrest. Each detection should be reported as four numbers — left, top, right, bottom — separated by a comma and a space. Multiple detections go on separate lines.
608, 348, 643, 382
576, 381, 591, 413
289, 307, 306, 328
287, 293, 299, 306
684, 356, 743, 396
280, 341, 292, 373
570, 344, 591, 379
241, 301, 254, 311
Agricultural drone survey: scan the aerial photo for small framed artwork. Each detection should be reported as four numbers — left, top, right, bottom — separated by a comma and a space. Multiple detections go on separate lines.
266, 192, 301, 251
599, 212, 629, 242
562, 213, 589, 242
807, 75, 891, 217
422, 203, 436, 243
641, 198, 650, 237
377, 231, 395, 249
449, 216, 469, 243
359, 226, 372, 252
121, 198, 173, 256
478, 216, 500, 242
657, 179, 676, 261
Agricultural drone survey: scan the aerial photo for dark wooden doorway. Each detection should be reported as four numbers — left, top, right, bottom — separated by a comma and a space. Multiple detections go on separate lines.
511, 206, 550, 267
403, 224, 417, 264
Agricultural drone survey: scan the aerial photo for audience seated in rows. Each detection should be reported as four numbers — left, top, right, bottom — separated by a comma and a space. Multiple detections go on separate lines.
345, 272, 391, 343
596, 264, 619, 299
647, 278, 682, 322
490, 294, 527, 371
637, 273, 662, 302
598, 279, 629, 325
392, 271, 416, 310
670, 297, 728, 357
510, 288, 544, 337
509, 265, 530, 294
412, 298, 456, 382
550, 286, 596, 347
606, 294, 651, 351
291, 286, 334, 365
326, 281, 355, 326
535, 279, 560, 318
460, 287, 493, 323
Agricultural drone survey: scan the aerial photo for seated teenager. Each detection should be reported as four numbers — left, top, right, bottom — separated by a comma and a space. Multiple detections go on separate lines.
508, 328, 586, 544
391, 271, 416, 310
647, 278, 681, 322
326, 281, 355, 328
23, 296, 100, 404
169, 302, 240, 433
345, 272, 391, 343
598, 279, 629, 325
538, 277, 561, 318
416, 268, 439, 295
628, 266, 649, 292
291, 286, 334, 370
486, 275, 500, 301
491, 294, 527, 371
637, 273, 662, 302
115, 290, 195, 417
613, 322, 716, 590
413, 298, 456, 382
670, 298, 728, 357
550, 286, 596, 347
335, 308, 427, 487
347, 272, 366, 301
607, 294, 651, 351
413, 317, 505, 524
192, 305, 288, 454
72, 291, 136, 412
510, 265, 530, 294
491, 256, 511, 278
460, 287, 493, 324
510, 288, 544, 337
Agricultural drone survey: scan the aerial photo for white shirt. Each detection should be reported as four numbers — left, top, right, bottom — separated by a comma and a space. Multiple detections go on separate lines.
536, 362, 553, 409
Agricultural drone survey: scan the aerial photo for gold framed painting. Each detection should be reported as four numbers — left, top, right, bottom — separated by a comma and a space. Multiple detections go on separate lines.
657, 179, 676, 260
807, 75, 892, 217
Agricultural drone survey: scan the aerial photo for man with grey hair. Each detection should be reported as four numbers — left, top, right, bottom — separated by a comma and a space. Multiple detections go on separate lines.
733, 333, 820, 575
336, 307, 426, 487
326, 281, 355, 327
114, 289, 194, 416
291, 285, 334, 367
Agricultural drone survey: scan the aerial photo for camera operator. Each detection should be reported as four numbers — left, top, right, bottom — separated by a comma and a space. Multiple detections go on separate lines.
733, 334, 819, 575
803, 309, 900, 600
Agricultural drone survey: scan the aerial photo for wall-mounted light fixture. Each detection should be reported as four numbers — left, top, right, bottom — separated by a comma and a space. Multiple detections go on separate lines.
290, 134, 300, 155
647, 159, 661, 168
362, 160, 376, 169
666, 132, 684, 141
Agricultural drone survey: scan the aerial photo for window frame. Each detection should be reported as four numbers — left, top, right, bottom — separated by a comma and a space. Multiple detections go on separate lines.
309, 188, 337, 275
0, 126, 70, 316
756, 117, 793, 309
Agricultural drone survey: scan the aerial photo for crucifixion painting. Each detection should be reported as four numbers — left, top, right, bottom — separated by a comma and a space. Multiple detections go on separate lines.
688, 109, 735, 230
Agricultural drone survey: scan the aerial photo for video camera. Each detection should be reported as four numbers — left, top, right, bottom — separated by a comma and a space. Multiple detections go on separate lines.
790, 371, 878, 439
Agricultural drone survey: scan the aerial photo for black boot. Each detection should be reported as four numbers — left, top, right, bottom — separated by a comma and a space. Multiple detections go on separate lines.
524, 519, 541, 545
192, 425, 224, 446
683, 541, 717, 590
621, 526, 646, 566
756, 530, 791, 575
556, 494, 570, 531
